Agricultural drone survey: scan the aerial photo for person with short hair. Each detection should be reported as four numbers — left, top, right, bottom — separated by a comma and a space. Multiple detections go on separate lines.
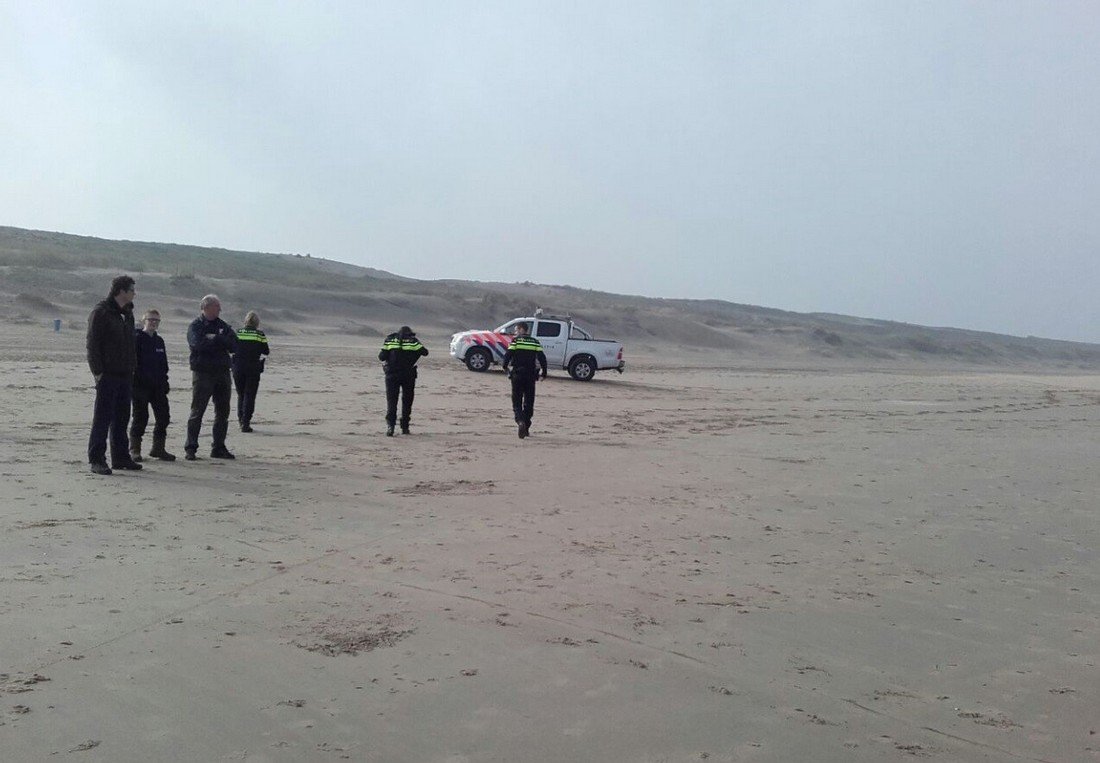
130, 309, 175, 461
184, 294, 237, 460
232, 310, 270, 433
378, 325, 428, 436
86, 275, 141, 474
501, 321, 547, 439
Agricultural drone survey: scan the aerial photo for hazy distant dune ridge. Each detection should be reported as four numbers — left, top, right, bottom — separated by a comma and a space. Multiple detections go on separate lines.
3, 225, 1099, 368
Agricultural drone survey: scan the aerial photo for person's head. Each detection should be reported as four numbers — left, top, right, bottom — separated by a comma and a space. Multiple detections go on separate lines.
200, 294, 221, 320
244, 311, 260, 329
109, 275, 136, 307
399, 325, 414, 339
514, 322, 529, 336
142, 309, 161, 334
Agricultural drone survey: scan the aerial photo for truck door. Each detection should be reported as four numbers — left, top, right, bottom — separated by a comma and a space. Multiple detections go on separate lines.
534, 320, 566, 367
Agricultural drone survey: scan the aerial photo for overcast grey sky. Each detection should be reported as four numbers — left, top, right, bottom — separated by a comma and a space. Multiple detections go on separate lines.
2, 1, 1097, 341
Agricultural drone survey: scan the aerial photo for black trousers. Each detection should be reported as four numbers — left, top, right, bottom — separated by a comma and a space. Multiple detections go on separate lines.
130, 383, 170, 442
510, 373, 537, 425
232, 367, 262, 424
185, 370, 231, 452
88, 376, 132, 464
384, 373, 416, 427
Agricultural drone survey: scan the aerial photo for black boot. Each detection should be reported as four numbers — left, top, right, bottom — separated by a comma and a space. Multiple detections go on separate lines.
149, 433, 176, 461
129, 437, 143, 462
386, 425, 395, 437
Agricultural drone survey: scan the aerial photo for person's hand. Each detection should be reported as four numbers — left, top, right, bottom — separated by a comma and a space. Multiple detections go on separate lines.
94, 373, 103, 383
506, 369, 513, 380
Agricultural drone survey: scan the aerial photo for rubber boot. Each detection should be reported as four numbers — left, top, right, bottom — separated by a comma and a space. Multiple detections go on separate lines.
149, 433, 176, 461
129, 437, 143, 462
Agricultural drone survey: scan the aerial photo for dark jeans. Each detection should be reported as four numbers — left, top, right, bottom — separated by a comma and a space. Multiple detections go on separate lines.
130, 384, 170, 442
88, 376, 132, 464
232, 367, 262, 424
510, 373, 537, 425
384, 374, 416, 427
185, 370, 231, 453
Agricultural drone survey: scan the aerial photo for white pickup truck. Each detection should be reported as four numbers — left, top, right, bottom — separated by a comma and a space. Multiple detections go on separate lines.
450, 311, 625, 381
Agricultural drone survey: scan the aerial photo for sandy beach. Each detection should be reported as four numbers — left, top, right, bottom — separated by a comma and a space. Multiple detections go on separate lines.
1, 323, 1097, 762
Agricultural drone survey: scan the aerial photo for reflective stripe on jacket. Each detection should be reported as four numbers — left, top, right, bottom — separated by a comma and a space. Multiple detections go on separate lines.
233, 327, 270, 371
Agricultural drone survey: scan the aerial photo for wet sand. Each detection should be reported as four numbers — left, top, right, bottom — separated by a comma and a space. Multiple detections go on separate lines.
1, 324, 1097, 761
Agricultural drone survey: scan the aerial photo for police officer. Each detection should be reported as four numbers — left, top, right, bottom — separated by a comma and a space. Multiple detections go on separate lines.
232, 310, 270, 432
501, 322, 547, 439
129, 308, 175, 461
378, 326, 428, 436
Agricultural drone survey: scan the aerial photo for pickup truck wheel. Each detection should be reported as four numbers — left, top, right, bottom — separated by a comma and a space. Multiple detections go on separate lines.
465, 347, 492, 372
568, 355, 596, 381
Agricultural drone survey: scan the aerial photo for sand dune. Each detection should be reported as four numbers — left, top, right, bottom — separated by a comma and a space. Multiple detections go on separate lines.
4, 225, 1100, 369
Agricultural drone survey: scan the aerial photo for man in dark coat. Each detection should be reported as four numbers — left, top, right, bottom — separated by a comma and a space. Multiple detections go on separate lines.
378, 326, 428, 436
86, 275, 141, 474
501, 322, 547, 439
129, 308, 174, 461
184, 294, 237, 460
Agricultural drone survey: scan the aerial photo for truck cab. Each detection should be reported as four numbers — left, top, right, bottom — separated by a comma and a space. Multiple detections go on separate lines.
496, 317, 570, 368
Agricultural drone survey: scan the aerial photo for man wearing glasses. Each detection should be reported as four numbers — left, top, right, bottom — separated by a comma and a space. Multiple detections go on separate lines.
129, 308, 175, 461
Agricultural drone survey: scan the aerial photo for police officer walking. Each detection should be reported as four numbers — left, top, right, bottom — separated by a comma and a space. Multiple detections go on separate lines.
129, 308, 175, 462
184, 294, 238, 460
501, 322, 547, 439
378, 326, 428, 436
232, 310, 270, 432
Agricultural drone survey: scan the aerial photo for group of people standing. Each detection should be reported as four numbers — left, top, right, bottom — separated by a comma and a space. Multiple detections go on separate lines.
86, 274, 551, 475
86, 276, 269, 475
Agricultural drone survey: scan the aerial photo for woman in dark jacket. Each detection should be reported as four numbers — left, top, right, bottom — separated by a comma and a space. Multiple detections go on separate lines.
232, 311, 270, 432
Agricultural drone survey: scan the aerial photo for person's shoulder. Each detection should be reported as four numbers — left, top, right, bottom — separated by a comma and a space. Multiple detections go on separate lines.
89, 301, 114, 326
